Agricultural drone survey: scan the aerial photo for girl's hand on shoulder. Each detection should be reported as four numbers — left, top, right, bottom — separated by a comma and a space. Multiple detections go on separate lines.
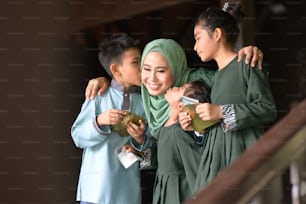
195, 103, 222, 121
127, 120, 145, 144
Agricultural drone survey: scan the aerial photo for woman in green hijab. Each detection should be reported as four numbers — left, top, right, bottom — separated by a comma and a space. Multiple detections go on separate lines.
140, 38, 215, 204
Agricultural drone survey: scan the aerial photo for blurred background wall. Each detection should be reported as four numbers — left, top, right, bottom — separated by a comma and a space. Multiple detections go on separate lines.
0, 0, 305, 203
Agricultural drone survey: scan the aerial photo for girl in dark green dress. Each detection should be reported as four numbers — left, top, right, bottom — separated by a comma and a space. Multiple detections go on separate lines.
178, 3, 277, 193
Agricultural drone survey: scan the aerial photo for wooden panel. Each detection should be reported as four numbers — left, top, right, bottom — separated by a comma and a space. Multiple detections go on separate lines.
67, 0, 196, 31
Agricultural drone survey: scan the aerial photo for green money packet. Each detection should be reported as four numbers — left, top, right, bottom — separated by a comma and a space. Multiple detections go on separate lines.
111, 112, 146, 136
182, 96, 219, 132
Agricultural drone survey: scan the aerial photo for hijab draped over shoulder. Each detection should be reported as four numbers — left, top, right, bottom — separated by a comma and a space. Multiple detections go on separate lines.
141, 39, 193, 138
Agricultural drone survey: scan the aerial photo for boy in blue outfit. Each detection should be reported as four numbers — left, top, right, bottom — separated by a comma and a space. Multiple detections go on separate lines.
71, 33, 151, 204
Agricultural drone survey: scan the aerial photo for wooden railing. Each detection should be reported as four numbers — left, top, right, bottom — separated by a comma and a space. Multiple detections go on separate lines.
185, 99, 306, 204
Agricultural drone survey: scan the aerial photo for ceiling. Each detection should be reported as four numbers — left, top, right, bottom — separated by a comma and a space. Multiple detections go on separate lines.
68, 0, 198, 31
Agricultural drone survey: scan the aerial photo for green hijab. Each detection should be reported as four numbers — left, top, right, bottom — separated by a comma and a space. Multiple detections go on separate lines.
141, 39, 193, 138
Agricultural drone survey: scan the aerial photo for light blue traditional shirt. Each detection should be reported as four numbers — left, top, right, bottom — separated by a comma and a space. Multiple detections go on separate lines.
71, 80, 151, 204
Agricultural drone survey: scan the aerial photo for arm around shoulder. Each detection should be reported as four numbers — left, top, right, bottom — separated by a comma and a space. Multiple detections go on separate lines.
188, 67, 215, 88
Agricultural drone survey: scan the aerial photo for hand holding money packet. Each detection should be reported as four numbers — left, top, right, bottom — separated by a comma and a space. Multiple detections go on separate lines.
111, 111, 146, 136
182, 96, 219, 132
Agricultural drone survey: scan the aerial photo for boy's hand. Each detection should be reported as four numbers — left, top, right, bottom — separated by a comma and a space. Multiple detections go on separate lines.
121, 144, 134, 153
179, 111, 193, 131
127, 120, 145, 144
121, 144, 144, 159
96, 109, 127, 126
85, 77, 110, 100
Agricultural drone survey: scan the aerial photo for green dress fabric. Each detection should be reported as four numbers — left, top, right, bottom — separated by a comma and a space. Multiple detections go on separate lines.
188, 66, 215, 88
153, 124, 203, 204
194, 56, 277, 192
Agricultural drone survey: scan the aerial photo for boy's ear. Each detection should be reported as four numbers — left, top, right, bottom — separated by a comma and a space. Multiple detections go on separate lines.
110, 63, 120, 76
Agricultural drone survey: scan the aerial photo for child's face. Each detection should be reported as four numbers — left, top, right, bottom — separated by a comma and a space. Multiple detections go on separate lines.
141, 51, 173, 96
193, 24, 216, 62
117, 48, 142, 87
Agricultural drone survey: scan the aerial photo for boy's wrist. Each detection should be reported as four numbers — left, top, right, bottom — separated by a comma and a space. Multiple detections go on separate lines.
96, 115, 102, 126
134, 134, 145, 145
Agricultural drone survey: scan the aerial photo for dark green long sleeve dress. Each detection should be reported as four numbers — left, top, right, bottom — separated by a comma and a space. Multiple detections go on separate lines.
152, 124, 204, 204
193, 56, 277, 192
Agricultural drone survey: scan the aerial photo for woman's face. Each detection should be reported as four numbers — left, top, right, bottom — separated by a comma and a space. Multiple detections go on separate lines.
141, 51, 173, 96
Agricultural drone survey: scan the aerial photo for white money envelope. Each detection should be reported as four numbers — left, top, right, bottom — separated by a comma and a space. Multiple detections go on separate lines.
117, 151, 139, 169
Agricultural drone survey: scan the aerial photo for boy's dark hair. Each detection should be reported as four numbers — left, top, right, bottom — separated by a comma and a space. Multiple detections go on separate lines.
98, 33, 140, 77
184, 80, 211, 103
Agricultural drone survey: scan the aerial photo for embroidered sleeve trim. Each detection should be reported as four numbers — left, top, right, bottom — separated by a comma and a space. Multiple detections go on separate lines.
221, 104, 237, 132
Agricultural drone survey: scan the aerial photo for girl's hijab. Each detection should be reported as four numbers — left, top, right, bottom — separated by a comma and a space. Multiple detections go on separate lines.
141, 39, 192, 138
